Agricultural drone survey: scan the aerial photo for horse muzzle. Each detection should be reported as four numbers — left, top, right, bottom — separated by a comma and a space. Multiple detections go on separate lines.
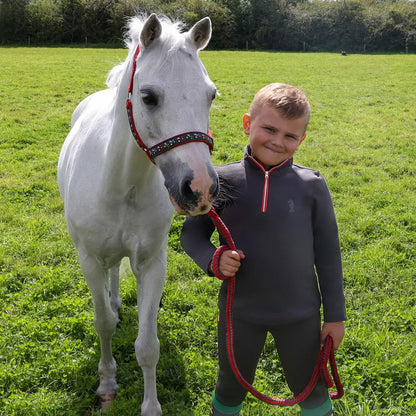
162, 159, 219, 216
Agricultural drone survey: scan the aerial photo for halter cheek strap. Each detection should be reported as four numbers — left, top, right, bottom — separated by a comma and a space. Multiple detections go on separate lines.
125, 43, 214, 164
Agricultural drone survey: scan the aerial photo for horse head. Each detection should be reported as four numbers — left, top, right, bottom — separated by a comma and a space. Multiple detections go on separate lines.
127, 14, 219, 215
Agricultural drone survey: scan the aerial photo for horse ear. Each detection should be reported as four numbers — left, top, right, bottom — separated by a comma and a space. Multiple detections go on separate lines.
141, 13, 162, 48
188, 17, 212, 50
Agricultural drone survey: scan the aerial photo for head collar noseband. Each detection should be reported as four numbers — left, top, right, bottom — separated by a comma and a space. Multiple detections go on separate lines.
125, 44, 214, 164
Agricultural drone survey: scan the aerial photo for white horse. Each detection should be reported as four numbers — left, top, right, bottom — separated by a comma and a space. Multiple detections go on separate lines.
58, 14, 218, 415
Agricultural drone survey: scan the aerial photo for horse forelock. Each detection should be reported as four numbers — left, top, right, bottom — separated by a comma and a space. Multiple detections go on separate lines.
106, 14, 187, 89
126, 14, 185, 48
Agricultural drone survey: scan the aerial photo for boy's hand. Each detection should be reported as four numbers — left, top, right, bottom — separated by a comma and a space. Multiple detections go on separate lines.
321, 321, 345, 350
218, 249, 245, 277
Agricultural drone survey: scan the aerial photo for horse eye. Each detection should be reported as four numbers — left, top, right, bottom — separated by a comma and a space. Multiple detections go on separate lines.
141, 91, 158, 106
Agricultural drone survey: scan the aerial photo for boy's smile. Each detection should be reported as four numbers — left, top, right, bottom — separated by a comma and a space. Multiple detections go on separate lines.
243, 105, 307, 170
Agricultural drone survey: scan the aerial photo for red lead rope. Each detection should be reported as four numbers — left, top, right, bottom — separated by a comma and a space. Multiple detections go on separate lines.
207, 207, 344, 406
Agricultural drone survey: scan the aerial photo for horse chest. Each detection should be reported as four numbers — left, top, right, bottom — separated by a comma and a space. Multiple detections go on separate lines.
103, 186, 172, 247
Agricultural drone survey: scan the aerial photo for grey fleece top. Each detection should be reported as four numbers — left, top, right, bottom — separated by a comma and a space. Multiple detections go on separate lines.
181, 146, 346, 325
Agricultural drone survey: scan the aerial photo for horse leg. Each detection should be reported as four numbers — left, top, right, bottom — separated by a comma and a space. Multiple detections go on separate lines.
131, 249, 167, 416
78, 251, 120, 410
110, 262, 122, 316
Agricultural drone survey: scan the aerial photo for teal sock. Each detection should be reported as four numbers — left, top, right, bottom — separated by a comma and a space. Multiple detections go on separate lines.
301, 396, 333, 416
212, 392, 242, 415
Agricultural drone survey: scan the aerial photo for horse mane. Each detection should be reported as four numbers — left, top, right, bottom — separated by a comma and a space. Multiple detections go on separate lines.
106, 14, 185, 89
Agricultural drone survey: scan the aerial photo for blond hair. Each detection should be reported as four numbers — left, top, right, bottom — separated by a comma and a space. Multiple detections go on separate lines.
249, 83, 310, 122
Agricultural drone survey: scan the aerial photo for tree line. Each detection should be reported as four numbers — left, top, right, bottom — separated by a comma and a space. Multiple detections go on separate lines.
0, 0, 415, 52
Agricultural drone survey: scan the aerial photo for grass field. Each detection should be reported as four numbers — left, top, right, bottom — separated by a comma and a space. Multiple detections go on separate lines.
0, 48, 415, 416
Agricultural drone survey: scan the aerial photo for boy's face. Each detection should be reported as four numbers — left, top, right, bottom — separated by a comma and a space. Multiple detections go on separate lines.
243, 105, 307, 170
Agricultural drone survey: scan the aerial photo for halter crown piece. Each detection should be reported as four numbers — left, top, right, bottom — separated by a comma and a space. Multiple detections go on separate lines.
126, 43, 214, 164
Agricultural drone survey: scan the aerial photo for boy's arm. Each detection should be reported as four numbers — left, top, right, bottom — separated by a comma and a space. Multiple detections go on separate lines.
180, 214, 217, 275
313, 175, 347, 324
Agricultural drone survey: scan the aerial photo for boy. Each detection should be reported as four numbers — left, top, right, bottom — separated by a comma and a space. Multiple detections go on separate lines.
180, 83, 346, 416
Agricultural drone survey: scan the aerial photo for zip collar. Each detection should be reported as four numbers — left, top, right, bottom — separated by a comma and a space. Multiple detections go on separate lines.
244, 146, 291, 213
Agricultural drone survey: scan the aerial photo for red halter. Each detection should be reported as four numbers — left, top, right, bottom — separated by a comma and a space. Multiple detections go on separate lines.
125, 43, 214, 164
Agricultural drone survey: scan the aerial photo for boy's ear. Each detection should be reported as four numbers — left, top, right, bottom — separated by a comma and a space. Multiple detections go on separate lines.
243, 114, 250, 135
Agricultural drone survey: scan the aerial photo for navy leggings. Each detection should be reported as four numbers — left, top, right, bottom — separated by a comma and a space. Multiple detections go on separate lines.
215, 312, 329, 411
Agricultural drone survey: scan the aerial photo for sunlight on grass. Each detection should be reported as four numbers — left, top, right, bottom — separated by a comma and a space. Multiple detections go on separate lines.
1, 48, 415, 415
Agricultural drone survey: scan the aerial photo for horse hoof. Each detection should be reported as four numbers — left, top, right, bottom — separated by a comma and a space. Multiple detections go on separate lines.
98, 394, 117, 412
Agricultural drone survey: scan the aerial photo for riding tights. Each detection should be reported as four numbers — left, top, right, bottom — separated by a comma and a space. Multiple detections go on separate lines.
213, 312, 333, 415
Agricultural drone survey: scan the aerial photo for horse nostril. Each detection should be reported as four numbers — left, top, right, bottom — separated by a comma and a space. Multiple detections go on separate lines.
181, 179, 195, 200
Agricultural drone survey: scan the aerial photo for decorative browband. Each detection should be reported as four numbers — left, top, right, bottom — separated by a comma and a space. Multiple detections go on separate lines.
147, 132, 213, 160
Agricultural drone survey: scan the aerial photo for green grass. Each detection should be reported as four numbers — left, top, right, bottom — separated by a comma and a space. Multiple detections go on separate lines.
1, 48, 415, 415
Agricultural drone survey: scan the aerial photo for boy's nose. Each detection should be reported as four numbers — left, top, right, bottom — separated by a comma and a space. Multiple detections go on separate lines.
271, 134, 285, 148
